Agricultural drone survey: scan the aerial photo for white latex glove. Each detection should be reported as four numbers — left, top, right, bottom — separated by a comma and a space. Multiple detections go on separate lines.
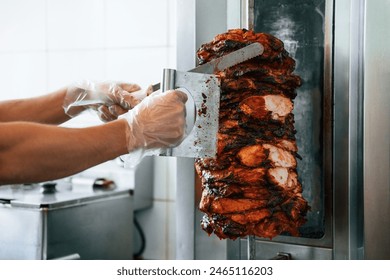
63, 80, 147, 122
120, 90, 188, 167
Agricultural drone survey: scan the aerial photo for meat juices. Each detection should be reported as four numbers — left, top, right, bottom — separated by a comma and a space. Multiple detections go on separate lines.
195, 29, 309, 239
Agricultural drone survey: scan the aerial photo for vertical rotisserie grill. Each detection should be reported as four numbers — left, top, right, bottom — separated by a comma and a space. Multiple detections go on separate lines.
195, 29, 309, 240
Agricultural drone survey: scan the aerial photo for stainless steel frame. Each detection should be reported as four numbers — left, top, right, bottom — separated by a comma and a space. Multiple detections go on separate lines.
333, 0, 365, 260
363, 0, 390, 260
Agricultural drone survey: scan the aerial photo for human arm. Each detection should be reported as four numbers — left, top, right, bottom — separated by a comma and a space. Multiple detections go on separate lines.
0, 88, 70, 125
0, 90, 187, 185
0, 119, 128, 184
0, 82, 143, 125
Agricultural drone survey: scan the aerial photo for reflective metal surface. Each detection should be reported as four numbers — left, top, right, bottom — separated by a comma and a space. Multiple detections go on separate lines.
239, 239, 332, 260
333, 0, 365, 260
363, 0, 390, 260
161, 69, 221, 158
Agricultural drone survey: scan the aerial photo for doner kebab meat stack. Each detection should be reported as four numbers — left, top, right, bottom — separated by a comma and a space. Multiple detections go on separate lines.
195, 29, 309, 239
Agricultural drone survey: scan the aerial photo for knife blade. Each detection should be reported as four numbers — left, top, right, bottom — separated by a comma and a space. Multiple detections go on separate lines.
152, 42, 264, 91
190, 42, 264, 74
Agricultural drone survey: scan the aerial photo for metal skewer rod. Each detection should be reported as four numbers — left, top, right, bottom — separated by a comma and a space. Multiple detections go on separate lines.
247, 235, 256, 260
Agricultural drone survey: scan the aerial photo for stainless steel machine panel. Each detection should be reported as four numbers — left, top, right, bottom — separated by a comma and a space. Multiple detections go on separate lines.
363, 0, 390, 259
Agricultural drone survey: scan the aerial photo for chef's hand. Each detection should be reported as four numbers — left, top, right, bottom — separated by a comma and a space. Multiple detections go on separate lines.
63, 81, 147, 122
121, 90, 188, 153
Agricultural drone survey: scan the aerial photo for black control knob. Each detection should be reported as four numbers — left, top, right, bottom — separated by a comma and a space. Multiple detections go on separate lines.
40, 182, 57, 194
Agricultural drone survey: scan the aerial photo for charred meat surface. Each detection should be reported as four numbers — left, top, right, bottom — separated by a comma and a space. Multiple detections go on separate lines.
195, 29, 309, 240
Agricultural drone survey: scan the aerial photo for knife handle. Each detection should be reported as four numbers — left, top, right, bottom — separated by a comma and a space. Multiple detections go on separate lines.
162, 68, 176, 92
161, 68, 177, 156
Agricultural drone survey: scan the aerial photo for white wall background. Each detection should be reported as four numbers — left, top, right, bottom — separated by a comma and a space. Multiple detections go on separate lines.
0, 0, 178, 260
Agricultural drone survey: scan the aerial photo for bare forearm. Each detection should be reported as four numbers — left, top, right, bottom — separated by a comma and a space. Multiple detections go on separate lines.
0, 119, 128, 184
0, 88, 70, 124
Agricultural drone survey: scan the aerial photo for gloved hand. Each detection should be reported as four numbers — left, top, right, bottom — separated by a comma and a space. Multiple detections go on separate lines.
120, 89, 188, 166
63, 80, 147, 122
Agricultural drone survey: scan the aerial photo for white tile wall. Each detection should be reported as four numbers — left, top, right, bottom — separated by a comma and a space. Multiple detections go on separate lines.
106, 47, 168, 89
0, 0, 178, 260
47, 0, 105, 50
48, 50, 106, 89
105, 0, 169, 48
0, 52, 47, 100
0, 0, 46, 52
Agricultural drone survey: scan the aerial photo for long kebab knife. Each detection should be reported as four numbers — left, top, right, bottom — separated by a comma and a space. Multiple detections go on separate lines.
154, 42, 264, 158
